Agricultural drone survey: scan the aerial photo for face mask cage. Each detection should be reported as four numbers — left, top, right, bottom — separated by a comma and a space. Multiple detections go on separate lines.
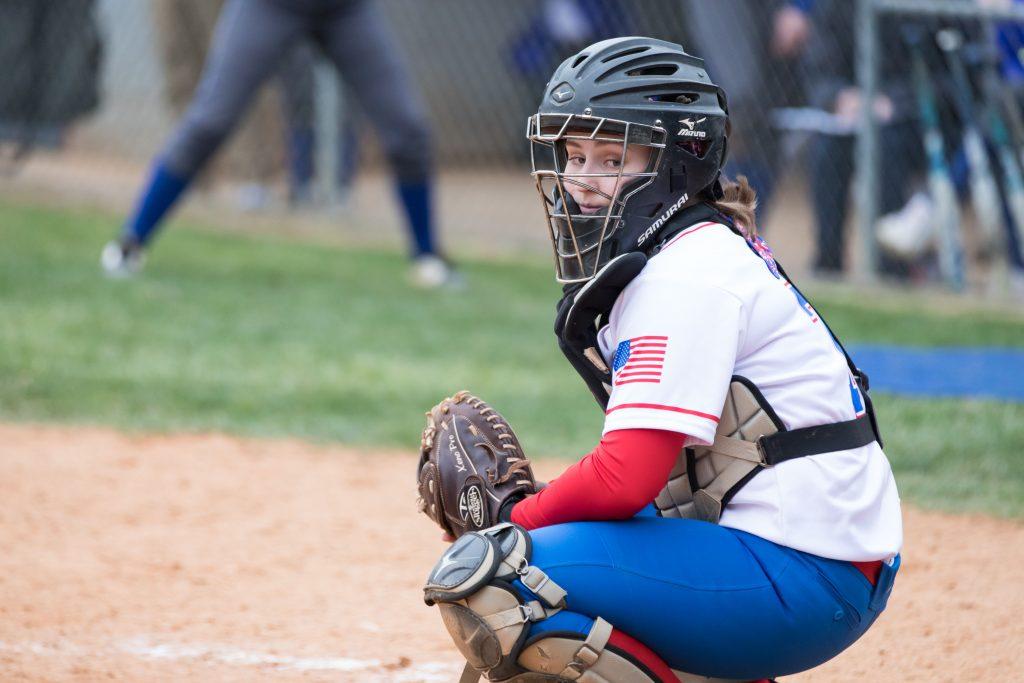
527, 113, 666, 283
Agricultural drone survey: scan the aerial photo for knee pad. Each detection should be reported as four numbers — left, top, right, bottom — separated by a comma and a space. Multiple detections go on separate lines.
424, 523, 660, 682
384, 125, 432, 181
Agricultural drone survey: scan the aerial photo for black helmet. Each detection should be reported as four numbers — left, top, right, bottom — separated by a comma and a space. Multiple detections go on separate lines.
527, 36, 730, 283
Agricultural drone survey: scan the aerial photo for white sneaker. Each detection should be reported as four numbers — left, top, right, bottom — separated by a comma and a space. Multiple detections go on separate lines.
410, 254, 463, 289
101, 240, 145, 278
876, 191, 937, 260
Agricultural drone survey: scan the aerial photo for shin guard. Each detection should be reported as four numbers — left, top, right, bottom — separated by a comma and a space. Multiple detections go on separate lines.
425, 524, 661, 682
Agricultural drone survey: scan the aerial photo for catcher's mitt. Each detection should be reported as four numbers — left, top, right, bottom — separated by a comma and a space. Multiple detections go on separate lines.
417, 391, 536, 538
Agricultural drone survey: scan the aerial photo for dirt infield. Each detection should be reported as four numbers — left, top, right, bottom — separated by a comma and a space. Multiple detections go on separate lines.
0, 424, 1020, 682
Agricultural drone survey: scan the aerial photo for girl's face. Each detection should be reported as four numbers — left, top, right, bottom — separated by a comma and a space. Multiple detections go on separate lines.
562, 138, 653, 214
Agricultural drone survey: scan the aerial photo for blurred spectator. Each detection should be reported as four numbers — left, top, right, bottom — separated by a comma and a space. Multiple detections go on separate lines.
508, 0, 631, 81
277, 44, 362, 209
154, 0, 284, 208
506, 0, 631, 163
801, 0, 924, 275
0, 0, 102, 167
104, 0, 455, 288
680, 0, 812, 209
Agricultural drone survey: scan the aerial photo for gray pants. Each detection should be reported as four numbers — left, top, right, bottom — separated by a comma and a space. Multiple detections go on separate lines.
164, 0, 431, 182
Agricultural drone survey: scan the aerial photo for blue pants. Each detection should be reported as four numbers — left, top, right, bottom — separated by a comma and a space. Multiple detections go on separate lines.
517, 507, 898, 680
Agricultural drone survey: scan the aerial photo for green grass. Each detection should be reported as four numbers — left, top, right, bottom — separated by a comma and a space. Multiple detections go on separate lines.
812, 291, 1024, 348
877, 396, 1024, 518
2, 199, 1022, 518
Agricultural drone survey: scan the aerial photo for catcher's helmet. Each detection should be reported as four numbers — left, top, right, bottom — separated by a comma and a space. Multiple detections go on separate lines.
527, 36, 730, 283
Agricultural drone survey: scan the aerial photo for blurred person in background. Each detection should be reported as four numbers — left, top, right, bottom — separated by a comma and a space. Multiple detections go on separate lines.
154, 0, 284, 210
103, 0, 455, 288
0, 0, 102, 170
680, 0, 814, 211
800, 0, 925, 276
506, 0, 632, 163
508, 0, 631, 80
278, 43, 362, 210
864, 5, 1024, 286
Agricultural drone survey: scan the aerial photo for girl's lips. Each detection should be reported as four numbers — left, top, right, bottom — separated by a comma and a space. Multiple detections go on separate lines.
577, 203, 607, 214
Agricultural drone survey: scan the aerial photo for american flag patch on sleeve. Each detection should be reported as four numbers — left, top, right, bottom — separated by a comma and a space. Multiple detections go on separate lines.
612, 336, 668, 386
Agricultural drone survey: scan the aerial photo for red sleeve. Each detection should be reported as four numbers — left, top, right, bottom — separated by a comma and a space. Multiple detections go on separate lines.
511, 428, 686, 530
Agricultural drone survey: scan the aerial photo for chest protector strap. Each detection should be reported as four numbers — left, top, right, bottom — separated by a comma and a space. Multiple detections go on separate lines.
655, 376, 878, 524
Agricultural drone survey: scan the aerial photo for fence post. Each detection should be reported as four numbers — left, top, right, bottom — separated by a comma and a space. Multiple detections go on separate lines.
315, 63, 341, 206
854, 0, 880, 280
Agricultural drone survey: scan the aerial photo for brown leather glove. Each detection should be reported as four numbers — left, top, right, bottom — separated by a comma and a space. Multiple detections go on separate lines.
417, 391, 536, 538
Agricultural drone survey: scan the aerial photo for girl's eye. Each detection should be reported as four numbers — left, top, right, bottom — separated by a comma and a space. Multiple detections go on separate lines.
567, 155, 585, 165
604, 157, 622, 168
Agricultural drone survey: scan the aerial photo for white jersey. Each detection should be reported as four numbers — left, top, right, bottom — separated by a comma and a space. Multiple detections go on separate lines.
597, 221, 903, 561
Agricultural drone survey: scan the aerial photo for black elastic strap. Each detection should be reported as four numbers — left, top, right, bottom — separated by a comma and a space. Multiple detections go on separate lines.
759, 414, 878, 466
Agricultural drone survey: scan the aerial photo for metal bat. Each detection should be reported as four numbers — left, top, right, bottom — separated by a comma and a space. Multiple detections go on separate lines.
972, 39, 1024, 271
937, 28, 1006, 286
984, 29, 1024, 178
905, 27, 965, 291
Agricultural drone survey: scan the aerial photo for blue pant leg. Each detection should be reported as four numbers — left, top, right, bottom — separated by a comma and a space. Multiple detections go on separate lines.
520, 518, 886, 680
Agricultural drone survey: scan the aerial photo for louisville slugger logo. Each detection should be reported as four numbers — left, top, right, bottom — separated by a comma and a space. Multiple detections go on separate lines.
677, 117, 707, 138
637, 193, 688, 246
459, 484, 485, 528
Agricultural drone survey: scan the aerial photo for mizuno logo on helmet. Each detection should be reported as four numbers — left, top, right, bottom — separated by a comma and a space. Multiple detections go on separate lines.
551, 83, 575, 104
637, 193, 689, 246
678, 117, 708, 138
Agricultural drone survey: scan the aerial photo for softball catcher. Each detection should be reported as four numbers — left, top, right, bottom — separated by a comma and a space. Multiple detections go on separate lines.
417, 37, 902, 683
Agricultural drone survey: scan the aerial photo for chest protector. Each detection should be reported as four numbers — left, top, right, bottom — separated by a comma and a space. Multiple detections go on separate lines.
554, 206, 882, 524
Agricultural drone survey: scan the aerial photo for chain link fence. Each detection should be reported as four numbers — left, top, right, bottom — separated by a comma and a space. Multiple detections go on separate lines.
3, 0, 1023, 296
